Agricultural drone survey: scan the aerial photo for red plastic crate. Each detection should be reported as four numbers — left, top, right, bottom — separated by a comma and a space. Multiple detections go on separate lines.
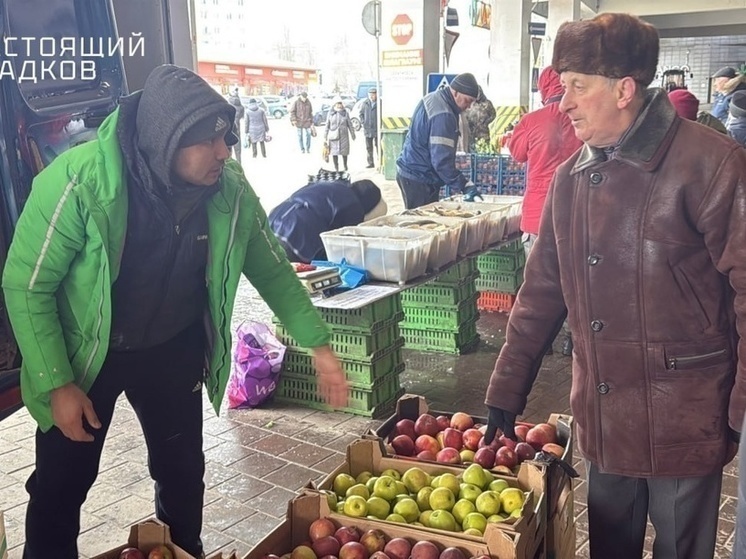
478, 291, 516, 313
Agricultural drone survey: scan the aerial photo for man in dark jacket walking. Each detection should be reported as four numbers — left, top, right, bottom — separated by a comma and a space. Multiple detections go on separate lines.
396, 73, 483, 208
361, 88, 379, 168
484, 13, 746, 559
290, 91, 314, 153
227, 91, 245, 164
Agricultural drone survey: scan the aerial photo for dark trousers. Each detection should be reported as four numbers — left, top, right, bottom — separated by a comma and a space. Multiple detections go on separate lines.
251, 141, 266, 158
332, 155, 348, 171
365, 135, 378, 166
396, 173, 440, 209
23, 322, 206, 559
587, 461, 721, 559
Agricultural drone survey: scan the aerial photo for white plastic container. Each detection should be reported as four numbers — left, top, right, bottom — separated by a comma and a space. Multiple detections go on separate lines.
320, 226, 432, 284
406, 201, 507, 248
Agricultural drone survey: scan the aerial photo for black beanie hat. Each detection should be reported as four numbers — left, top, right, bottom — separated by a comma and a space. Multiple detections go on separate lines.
730, 90, 746, 118
450, 73, 480, 98
714, 66, 737, 79
350, 180, 382, 213
179, 113, 236, 147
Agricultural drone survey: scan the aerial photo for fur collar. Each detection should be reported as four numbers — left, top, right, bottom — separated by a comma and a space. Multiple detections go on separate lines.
572, 88, 678, 174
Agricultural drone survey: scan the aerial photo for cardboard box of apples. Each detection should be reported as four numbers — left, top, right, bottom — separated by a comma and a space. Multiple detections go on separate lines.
309, 438, 545, 559
245, 490, 539, 559
91, 519, 195, 559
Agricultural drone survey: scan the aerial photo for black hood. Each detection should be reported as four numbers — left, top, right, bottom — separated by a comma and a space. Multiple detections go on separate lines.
133, 64, 235, 189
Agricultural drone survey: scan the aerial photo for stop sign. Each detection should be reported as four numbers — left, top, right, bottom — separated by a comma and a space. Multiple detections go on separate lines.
391, 14, 414, 46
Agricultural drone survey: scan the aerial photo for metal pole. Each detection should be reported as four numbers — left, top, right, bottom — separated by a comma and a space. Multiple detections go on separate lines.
187, 0, 199, 71
375, 0, 382, 172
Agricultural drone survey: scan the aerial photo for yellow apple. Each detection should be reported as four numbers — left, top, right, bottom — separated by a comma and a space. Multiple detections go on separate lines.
451, 498, 476, 525
343, 495, 368, 517
366, 495, 390, 519
500, 488, 525, 515
475, 491, 501, 517
393, 497, 420, 523
429, 487, 456, 511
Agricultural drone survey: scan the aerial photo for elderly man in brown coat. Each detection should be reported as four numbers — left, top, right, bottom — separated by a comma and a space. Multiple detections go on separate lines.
483, 13, 746, 559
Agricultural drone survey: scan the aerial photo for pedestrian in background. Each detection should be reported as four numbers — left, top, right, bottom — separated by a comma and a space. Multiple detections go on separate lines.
728, 90, 746, 146
484, 13, 746, 559
711, 66, 746, 124
246, 98, 270, 158
361, 88, 379, 168
460, 86, 496, 152
227, 92, 245, 164
290, 91, 314, 153
325, 96, 355, 172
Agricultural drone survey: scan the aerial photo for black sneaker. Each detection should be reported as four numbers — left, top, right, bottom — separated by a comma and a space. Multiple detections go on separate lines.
366, 164, 374, 168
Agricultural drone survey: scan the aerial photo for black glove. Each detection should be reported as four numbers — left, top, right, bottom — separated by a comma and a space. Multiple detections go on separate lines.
462, 184, 483, 202
730, 427, 741, 444
484, 405, 517, 444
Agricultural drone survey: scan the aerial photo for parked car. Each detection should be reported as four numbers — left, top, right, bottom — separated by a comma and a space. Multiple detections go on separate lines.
350, 99, 366, 131
313, 103, 331, 126
258, 95, 289, 119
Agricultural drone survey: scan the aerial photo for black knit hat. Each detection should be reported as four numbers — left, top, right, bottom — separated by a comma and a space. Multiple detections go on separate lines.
450, 73, 479, 98
730, 90, 746, 118
350, 180, 382, 213
714, 66, 737, 79
179, 112, 238, 147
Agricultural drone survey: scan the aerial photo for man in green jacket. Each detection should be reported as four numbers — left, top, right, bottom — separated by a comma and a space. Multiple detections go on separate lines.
1, 65, 348, 559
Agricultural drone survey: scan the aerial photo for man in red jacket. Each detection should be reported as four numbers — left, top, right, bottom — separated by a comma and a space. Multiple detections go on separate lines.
507, 67, 582, 355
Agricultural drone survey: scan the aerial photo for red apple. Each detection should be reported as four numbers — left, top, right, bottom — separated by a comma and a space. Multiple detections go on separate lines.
542, 442, 565, 459
384, 538, 412, 559
473, 447, 496, 469
436, 431, 445, 449
495, 446, 518, 469
391, 434, 415, 456
415, 434, 440, 455
417, 450, 437, 461
370, 553, 390, 559
439, 548, 467, 559
499, 435, 517, 451
436, 447, 462, 464
435, 415, 451, 431
340, 542, 369, 559
335, 526, 361, 545
526, 423, 557, 450
395, 419, 416, 440
478, 435, 502, 451
359, 529, 387, 555
515, 442, 537, 462
441, 428, 463, 450
462, 428, 483, 451
415, 414, 440, 437
450, 412, 474, 431
514, 424, 530, 442
309, 518, 337, 542
313, 536, 341, 558
148, 546, 173, 559
119, 549, 145, 559
411, 541, 440, 559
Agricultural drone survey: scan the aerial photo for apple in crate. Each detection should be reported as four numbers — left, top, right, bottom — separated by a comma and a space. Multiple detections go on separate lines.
313, 536, 341, 558
436, 447, 461, 464
148, 546, 173, 559
450, 412, 474, 431
417, 450, 437, 461
360, 529, 387, 555
335, 526, 361, 545
461, 429, 482, 452
514, 424, 530, 442
385, 538, 412, 559
411, 542, 439, 559
495, 447, 518, 469
395, 419, 417, 440
515, 442, 537, 462
441, 428, 463, 450
340, 542, 368, 559
473, 447, 495, 469
542, 442, 565, 458
526, 423, 558, 450
415, 414, 440, 437
436, 415, 451, 431
309, 518, 336, 542
415, 435, 440, 455
391, 435, 415, 456
119, 549, 145, 559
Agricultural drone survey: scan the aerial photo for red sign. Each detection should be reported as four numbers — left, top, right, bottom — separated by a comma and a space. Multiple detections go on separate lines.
391, 14, 414, 46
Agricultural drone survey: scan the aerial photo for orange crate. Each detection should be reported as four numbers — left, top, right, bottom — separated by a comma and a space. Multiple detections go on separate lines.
478, 291, 516, 313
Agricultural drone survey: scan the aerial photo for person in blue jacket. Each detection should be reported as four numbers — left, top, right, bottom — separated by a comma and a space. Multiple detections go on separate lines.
396, 73, 483, 208
711, 66, 746, 124
269, 179, 385, 263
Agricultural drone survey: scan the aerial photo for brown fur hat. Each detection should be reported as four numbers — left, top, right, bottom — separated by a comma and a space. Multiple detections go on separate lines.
552, 13, 659, 86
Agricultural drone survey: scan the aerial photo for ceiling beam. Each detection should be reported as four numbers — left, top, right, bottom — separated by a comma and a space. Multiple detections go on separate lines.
597, 0, 746, 17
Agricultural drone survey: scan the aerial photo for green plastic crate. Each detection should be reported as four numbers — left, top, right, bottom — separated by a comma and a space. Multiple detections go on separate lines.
477, 250, 526, 273
282, 338, 405, 384
493, 238, 523, 253
401, 275, 477, 307
273, 294, 403, 333
401, 318, 480, 354
275, 320, 401, 359
475, 268, 524, 294
431, 258, 478, 285
401, 294, 480, 332
275, 370, 404, 417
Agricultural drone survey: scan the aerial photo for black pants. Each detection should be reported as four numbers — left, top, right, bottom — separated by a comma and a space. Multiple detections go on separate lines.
365, 135, 378, 166
396, 173, 440, 209
23, 322, 206, 559
332, 155, 348, 171
251, 141, 266, 158
586, 461, 721, 559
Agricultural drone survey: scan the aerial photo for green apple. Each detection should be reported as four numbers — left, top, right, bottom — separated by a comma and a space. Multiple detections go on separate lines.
458, 483, 482, 503
336, 500, 346, 513
373, 475, 399, 501
346, 483, 370, 500
500, 488, 525, 515
509, 508, 523, 519
460, 449, 476, 463
343, 495, 368, 517
380, 468, 402, 481
402, 467, 431, 493
386, 513, 407, 523
393, 497, 420, 523
416, 486, 434, 511
333, 473, 357, 497
394, 480, 408, 496
356, 471, 374, 484
451, 498, 476, 525
429, 487, 456, 511
438, 473, 461, 496
487, 514, 507, 523
366, 476, 379, 494
366, 495, 391, 519
462, 512, 488, 534
489, 479, 510, 494
463, 528, 482, 536
475, 491, 501, 517
428, 509, 457, 532
462, 464, 490, 489
431, 474, 442, 488
419, 510, 433, 526
321, 489, 338, 511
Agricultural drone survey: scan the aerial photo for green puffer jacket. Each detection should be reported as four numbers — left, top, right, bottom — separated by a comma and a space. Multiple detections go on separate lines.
1, 108, 331, 431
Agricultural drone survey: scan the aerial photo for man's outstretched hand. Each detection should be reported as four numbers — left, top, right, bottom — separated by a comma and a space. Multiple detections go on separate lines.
483, 405, 517, 444
50, 383, 101, 442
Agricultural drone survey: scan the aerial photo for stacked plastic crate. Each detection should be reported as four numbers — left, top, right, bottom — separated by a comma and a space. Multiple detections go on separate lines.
473, 154, 501, 194
273, 294, 406, 418
499, 155, 527, 195
399, 258, 480, 354
475, 238, 526, 313
440, 153, 474, 198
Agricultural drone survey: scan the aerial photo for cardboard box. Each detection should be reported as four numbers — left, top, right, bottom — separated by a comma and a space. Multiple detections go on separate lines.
313, 438, 545, 559
545, 479, 575, 559
1, 511, 8, 559
91, 519, 195, 559
246, 490, 534, 559
370, 394, 574, 518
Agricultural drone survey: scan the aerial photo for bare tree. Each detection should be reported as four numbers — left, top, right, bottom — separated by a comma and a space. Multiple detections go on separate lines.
273, 26, 296, 61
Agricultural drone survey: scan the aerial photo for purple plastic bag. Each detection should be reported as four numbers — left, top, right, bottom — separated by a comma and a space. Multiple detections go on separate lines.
227, 321, 286, 409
